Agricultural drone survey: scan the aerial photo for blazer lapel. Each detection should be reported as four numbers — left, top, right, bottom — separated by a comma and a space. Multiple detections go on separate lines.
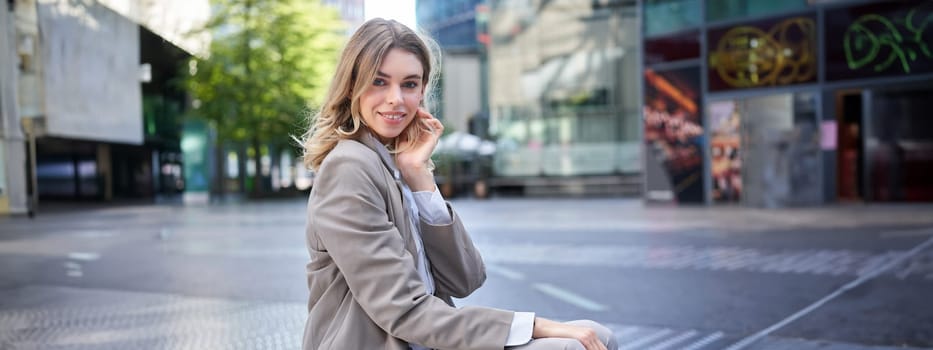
358, 133, 420, 262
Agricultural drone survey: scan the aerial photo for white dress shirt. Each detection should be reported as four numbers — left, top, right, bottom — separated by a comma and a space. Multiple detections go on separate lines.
403, 184, 534, 349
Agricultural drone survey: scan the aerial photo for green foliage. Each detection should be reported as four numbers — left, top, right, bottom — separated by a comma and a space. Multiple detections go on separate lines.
182, 0, 345, 149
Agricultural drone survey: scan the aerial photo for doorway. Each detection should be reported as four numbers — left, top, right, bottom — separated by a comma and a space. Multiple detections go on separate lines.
835, 90, 863, 201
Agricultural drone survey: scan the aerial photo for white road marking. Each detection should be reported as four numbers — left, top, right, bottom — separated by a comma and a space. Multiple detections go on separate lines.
63, 261, 83, 278
617, 329, 674, 350
724, 234, 933, 350
485, 264, 525, 281
679, 331, 724, 350
532, 283, 608, 312
67, 252, 99, 261
644, 330, 698, 350
611, 327, 642, 343
74, 231, 116, 238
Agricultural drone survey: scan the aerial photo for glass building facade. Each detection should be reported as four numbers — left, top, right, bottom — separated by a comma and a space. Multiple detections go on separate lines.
416, 0, 485, 130
487, 0, 641, 191
642, 0, 933, 206
417, 0, 483, 51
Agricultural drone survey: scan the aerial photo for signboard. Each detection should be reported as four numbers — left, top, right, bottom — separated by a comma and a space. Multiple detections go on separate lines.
643, 67, 705, 203
181, 119, 212, 196
709, 100, 741, 203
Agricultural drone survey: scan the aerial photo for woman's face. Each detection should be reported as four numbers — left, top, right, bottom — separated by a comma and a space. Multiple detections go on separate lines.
359, 48, 424, 143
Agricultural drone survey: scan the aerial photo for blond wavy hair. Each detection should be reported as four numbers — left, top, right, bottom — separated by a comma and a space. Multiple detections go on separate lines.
300, 18, 440, 171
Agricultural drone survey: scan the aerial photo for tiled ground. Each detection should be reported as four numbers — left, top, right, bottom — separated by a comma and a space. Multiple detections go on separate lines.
0, 285, 924, 350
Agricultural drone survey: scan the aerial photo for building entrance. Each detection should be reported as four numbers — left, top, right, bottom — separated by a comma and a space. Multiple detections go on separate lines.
835, 90, 864, 202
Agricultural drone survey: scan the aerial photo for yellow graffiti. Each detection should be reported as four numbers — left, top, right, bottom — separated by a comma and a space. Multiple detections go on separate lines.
709, 17, 816, 88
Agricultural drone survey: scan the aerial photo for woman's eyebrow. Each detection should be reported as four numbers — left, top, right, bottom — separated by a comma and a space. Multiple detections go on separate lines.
376, 71, 422, 80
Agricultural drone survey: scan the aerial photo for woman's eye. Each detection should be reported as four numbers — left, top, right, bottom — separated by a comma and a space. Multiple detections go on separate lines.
373, 78, 386, 86
403, 81, 419, 89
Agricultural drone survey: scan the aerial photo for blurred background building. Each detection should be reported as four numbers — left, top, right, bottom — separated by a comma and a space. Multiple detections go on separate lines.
435, 0, 931, 204
416, 0, 496, 197
485, 0, 642, 196
416, 0, 487, 135
324, 0, 365, 34
642, 0, 933, 207
4, 0, 931, 213
0, 0, 210, 215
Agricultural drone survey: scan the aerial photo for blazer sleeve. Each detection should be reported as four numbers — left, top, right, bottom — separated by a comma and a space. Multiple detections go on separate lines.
309, 152, 513, 350
420, 205, 487, 298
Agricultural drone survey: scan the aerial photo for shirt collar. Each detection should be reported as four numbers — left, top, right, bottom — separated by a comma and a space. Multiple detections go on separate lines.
358, 131, 402, 181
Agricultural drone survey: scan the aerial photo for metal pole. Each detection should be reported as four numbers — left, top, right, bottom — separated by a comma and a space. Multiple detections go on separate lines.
28, 126, 36, 217
21, 117, 37, 217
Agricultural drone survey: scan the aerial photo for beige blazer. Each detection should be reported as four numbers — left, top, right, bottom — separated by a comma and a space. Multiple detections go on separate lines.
303, 133, 514, 350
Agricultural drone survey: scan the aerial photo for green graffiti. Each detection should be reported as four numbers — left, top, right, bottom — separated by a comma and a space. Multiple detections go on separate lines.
844, 5, 933, 74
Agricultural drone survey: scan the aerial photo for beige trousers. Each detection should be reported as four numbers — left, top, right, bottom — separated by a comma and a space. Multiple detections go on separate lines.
506, 320, 618, 350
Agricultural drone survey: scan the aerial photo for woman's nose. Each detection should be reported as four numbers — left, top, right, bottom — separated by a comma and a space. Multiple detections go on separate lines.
386, 85, 402, 105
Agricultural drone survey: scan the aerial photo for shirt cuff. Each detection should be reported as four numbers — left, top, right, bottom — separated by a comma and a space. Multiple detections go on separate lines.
505, 312, 535, 346
412, 186, 452, 225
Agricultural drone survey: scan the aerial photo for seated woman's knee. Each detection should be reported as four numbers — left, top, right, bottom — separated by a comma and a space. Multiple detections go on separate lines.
555, 338, 586, 350
566, 320, 616, 349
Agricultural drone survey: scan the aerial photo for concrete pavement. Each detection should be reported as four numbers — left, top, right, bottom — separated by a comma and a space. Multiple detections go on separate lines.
0, 198, 931, 349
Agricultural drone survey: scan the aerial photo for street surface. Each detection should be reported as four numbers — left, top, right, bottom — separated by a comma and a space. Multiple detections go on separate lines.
1, 198, 932, 349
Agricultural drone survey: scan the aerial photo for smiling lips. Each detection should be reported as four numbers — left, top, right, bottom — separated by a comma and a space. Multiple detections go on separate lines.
378, 111, 407, 122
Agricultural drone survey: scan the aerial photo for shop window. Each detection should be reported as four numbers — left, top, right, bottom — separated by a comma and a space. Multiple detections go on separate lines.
867, 88, 933, 201
644, 0, 701, 37
706, 0, 808, 22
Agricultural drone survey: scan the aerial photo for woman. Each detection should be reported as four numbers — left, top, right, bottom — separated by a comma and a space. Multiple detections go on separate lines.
300, 18, 617, 350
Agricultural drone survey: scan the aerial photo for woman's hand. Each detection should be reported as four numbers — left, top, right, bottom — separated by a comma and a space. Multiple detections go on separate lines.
532, 317, 608, 350
396, 108, 443, 191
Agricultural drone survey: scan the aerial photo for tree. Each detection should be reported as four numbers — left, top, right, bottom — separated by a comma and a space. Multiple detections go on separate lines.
183, 0, 344, 196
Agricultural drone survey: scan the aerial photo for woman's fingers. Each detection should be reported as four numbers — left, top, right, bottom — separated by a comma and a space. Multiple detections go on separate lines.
417, 107, 434, 120
581, 328, 604, 350
431, 120, 443, 135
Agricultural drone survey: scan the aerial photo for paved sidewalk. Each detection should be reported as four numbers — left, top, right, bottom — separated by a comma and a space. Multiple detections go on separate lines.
0, 285, 924, 350
451, 198, 933, 234
1, 199, 932, 349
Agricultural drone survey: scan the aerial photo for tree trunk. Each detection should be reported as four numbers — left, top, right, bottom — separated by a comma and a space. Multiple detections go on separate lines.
269, 144, 280, 191
251, 137, 262, 197
213, 139, 226, 201
237, 142, 247, 194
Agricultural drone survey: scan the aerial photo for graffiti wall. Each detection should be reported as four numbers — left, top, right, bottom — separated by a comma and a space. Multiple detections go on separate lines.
708, 13, 817, 91
826, 0, 933, 81
643, 67, 705, 203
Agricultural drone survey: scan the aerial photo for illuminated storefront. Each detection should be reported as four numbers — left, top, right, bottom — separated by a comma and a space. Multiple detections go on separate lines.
642, 0, 933, 206
487, 0, 642, 195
